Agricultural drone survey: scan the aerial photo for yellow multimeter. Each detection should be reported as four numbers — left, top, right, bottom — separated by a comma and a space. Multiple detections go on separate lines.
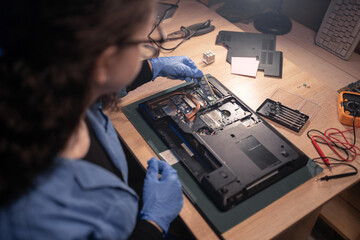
338, 91, 360, 126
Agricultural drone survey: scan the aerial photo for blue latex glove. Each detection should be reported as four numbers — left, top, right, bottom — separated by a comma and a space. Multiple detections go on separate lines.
140, 157, 183, 234
149, 56, 203, 83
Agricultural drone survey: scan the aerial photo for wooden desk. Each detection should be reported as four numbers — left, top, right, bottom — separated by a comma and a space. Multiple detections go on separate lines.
108, 1, 360, 239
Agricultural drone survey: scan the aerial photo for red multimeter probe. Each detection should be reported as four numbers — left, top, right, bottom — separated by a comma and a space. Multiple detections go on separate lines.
308, 91, 360, 180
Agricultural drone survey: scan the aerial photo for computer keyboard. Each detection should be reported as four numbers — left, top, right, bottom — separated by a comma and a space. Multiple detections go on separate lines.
315, 0, 360, 60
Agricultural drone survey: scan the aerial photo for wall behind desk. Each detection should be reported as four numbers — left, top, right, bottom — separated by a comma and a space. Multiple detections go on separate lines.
280, 0, 330, 31
201, 0, 331, 31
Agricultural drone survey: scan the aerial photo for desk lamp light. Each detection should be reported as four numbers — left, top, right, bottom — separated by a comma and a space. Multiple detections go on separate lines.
253, 0, 292, 35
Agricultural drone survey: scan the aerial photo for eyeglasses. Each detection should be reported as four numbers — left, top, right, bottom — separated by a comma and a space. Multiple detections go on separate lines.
123, 26, 166, 60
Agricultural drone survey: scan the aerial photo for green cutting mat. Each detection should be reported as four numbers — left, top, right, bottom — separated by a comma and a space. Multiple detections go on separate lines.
122, 83, 323, 235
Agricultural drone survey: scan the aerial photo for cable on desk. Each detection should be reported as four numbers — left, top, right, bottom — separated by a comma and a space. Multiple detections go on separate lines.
307, 115, 360, 181
313, 157, 358, 181
147, 0, 180, 54
147, 0, 211, 53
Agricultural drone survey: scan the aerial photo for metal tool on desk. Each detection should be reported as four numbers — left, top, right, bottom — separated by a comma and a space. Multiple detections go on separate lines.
167, 20, 215, 40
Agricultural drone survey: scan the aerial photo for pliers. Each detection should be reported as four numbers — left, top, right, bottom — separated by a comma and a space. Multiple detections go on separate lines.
167, 20, 215, 40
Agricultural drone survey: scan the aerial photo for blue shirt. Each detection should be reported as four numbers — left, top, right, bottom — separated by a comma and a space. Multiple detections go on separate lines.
0, 102, 139, 240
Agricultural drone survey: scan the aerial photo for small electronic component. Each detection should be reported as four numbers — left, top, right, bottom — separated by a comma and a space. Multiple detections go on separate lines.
198, 75, 215, 100
338, 91, 360, 126
297, 82, 310, 88
256, 99, 309, 132
203, 50, 215, 65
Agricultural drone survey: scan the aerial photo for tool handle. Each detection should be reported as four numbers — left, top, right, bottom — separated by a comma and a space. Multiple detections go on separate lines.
187, 20, 211, 31
192, 25, 215, 37
167, 20, 214, 40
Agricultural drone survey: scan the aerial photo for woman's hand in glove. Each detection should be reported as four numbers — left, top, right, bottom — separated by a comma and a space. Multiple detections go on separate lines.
149, 56, 203, 83
140, 157, 183, 234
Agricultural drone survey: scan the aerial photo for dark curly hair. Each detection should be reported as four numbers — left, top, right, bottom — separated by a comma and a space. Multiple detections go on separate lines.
0, 0, 155, 205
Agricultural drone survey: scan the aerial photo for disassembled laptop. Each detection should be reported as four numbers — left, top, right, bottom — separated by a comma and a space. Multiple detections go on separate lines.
139, 74, 308, 211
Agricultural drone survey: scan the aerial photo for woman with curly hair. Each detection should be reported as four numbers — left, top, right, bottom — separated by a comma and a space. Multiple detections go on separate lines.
0, 0, 203, 239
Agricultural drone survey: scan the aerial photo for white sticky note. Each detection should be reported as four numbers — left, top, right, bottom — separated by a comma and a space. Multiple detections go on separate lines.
231, 57, 260, 77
